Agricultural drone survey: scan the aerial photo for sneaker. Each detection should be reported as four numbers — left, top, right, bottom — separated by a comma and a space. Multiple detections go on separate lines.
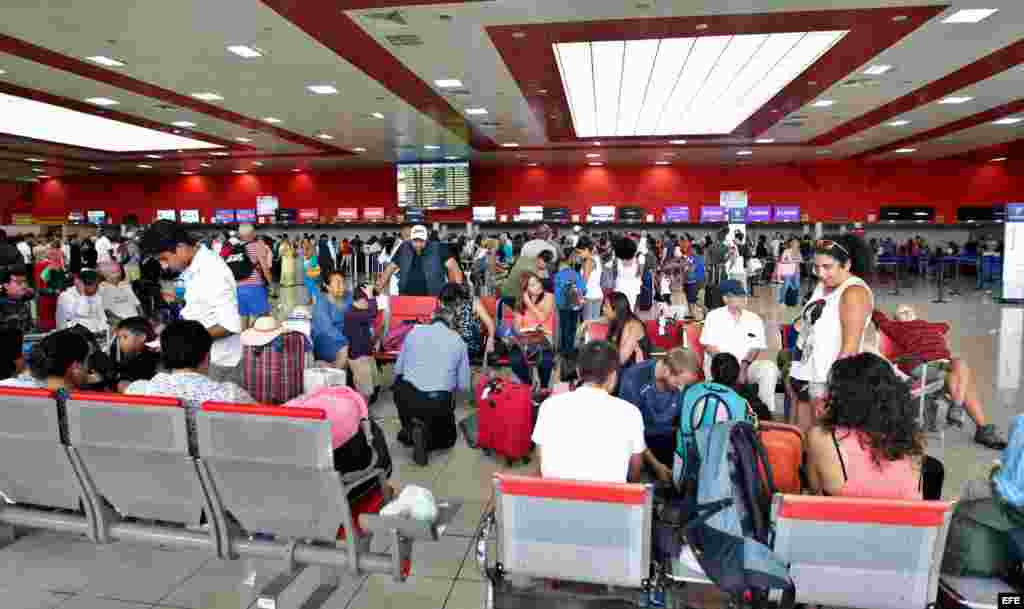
922, 401, 939, 433
411, 421, 429, 467
975, 425, 1008, 450
946, 403, 967, 429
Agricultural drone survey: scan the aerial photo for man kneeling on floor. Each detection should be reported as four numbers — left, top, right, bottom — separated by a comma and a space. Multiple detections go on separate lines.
393, 302, 470, 466
872, 305, 1006, 449
617, 347, 702, 482
532, 340, 646, 483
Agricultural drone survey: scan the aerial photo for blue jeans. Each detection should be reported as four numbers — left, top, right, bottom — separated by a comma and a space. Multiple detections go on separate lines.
779, 274, 800, 304
557, 308, 580, 355
510, 347, 554, 388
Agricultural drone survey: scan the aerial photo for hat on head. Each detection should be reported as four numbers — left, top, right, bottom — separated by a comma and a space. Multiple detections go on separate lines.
241, 316, 286, 347
719, 279, 747, 297
410, 225, 429, 241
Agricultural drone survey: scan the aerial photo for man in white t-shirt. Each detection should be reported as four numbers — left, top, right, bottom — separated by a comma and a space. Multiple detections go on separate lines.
95, 232, 113, 265
700, 279, 779, 411
532, 340, 645, 483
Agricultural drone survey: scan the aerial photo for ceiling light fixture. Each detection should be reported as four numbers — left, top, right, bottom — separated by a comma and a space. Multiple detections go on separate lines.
232, 169, 248, 174
670, 140, 687, 144
434, 79, 464, 88
317, 133, 335, 140
136, 164, 152, 169
527, 162, 539, 167
144, 154, 163, 159
886, 120, 911, 126
424, 145, 441, 150
89, 165, 101, 170
171, 121, 196, 128
292, 168, 302, 172
811, 99, 835, 107
31, 168, 43, 173
252, 161, 263, 166
895, 147, 917, 153
37, 175, 50, 179
226, 45, 264, 58
352, 147, 367, 153
586, 153, 601, 158
993, 117, 1024, 125
938, 96, 973, 104
0, 93, 220, 152
199, 162, 212, 167
25, 157, 44, 162
755, 138, 775, 143
465, 108, 488, 115
180, 171, 196, 176
370, 112, 385, 119
190, 92, 224, 102
263, 117, 282, 124
85, 97, 119, 106
501, 142, 519, 147
86, 55, 125, 67
737, 150, 753, 156
235, 137, 252, 143
863, 64, 893, 75
306, 84, 338, 95
445, 156, 459, 160
655, 161, 671, 165
991, 157, 1008, 162
587, 162, 604, 166
941, 9, 998, 23
0, 69, 7, 75
210, 151, 230, 156
554, 31, 847, 138
593, 141, 601, 146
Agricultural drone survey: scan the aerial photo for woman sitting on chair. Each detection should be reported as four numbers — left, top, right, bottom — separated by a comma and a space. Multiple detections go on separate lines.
509, 271, 555, 389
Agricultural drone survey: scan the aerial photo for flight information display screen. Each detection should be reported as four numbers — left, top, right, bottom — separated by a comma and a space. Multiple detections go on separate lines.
397, 162, 470, 209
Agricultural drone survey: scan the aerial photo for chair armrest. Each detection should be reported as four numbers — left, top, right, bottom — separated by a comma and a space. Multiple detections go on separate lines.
359, 499, 462, 542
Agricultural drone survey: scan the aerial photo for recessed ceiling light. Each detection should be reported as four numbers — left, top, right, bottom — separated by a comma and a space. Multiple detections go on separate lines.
811, 99, 835, 108
991, 157, 1008, 162
37, 175, 50, 179
317, 133, 335, 140
511, 31, 527, 39
26, 157, 44, 162
210, 151, 230, 156
588, 162, 604, 166
226, 45, 264, 58
586, 153, 601, 158
938, 96, 973, 104
370, 112, 385, 119
942, 9, 998, 24
755, 138, 775, 143
31, 168, 43, 173
292, 168, 302, 172
655, 161, 671, 165
863, 64, 893, 75
85, 97, 119, 106
352, 147, 367, 153
190, 92, 224, 102
144, 154, 163, 159
232, 169, 247, 174
171, 121, 196, 128
993, 117, 1024, 125
89, 165, 101, 170
695, 23, 709, 30
0, 69, 6, 75
199, 162, 212, 167
895, 147, 917, 153
235, 137, 252, 143
527, 162, 539, 167
501, 142, 519, 147
179, 171, 196, 176
465, 108, 488, 115
263, 117, 282, 124
136, 164, 152, 169
892, 15, 909, 22
593, 141, 602, 146
670, 140, 687, 145
424, 145, 441, 150
886, 120, 911, 127
663, 152, 677, 157
445, 156, 459, 160
252, 161, 263, 166
434, 79, 464, 88
737, 150, 753, 156
306, 84, 338, 95
86, 55, 125, 67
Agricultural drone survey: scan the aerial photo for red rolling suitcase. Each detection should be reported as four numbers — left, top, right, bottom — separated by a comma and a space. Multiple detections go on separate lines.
475, 363, 534, 465
645, 318, 687, 355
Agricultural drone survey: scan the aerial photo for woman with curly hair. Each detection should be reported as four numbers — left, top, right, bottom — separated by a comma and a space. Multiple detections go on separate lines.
804, 352, 943, 499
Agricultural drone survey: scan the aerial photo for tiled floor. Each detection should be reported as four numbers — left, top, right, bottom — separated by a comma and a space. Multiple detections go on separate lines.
1, 275, 1020, 609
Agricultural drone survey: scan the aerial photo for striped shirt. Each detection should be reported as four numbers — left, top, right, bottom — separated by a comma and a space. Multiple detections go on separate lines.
871, 311, 951, 374
238, 239, 271, 287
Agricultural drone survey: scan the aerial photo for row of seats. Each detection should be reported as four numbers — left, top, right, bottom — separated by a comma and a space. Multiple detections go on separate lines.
483, 474, 955, 609
0, 387, 459, 609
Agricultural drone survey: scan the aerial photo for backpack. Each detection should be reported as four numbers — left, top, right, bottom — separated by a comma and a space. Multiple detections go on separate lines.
684, 421, 795, 608
636, 270, 654, 311
224, 243, 254, 281
675, 382, 753, 491
557, 274, 582, 311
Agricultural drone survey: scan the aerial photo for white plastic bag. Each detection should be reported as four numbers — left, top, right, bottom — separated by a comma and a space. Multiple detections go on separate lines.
380, 485, 438, 523
304, 367, 347, 395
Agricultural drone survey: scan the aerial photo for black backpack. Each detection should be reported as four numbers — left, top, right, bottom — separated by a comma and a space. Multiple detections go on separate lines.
224, 243, 254, 281
557, 277, 581, 311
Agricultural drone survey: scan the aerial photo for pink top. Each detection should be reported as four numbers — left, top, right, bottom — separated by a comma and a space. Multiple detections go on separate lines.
285, 386, 367, 449
518, 298, 555, 338
831, 428, 921, 500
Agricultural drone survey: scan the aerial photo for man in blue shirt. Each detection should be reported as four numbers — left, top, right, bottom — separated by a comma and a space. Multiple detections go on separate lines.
617, 347, 701, 482
393, 303, 471, 465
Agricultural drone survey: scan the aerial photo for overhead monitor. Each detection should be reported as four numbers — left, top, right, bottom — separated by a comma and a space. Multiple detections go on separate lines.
275, 208, 297, 223
518, 206, 544, 222
87, 210, 106, 225
543, 207, 570, 222
336, 208, 359, 221
700, 206, 725, 223
397, 161, 470, 209
363, 208, 386, 221
773, 206, 801, 222
746, 206, 772, 222
214, 209, 235, 224
179, 209, 200, 224
156, 209, 177, 221
256, 195, 279, 216
589, 206, 616, 222
404, 207, 426, 223
880, 206, 934, 222
67, 210, 84, 223
619, 206, 644, 222
473, 206, 497, 222
235, 209, 257, 223
298, 208, 319, 223
663, 206, 690, 222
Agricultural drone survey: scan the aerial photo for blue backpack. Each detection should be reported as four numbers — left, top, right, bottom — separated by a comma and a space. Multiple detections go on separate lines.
637, 270, 654, 311
674, 382, 752, 488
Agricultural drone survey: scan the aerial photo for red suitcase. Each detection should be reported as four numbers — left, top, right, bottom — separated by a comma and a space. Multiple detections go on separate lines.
645, 319, 687, 355
475, 363, 534, 465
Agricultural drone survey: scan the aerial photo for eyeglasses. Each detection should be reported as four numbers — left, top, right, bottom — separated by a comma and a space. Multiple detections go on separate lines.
816, 239, 849, 256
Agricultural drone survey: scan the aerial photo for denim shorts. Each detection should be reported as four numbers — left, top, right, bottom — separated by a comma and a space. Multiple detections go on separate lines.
237, 284, 270, 316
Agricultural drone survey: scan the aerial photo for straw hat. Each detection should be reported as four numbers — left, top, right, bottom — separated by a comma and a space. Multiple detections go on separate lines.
241, 316, 286, 347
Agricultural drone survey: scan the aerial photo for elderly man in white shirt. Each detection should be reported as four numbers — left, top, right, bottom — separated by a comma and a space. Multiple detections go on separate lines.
140, 220, 243, 385
699, 279, 779, 412
56, 269, 110, 336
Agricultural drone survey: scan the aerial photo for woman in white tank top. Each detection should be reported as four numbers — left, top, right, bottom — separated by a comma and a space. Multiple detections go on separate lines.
789, 236, 875, 432
577, 236, 604, 321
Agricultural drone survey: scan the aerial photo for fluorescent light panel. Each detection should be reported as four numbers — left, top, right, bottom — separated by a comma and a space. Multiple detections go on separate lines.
942, 9, 998, 23
895, 147, 917, 153
938, 96, 973, 104
191, 92, 223, 101
172, 121, 196, 128
227, 45, 263, 58
352, 147, 367, 152
85, 97, 119, 106
86, 55, 124, 67
434, 79, 463, 88
993, 117, 1024, 125
0, 93, 221, 152
307, 84, 338, 95
886, 120, 910, 126
863, 64, 893, 75
465, 108, 488, 115
555, 30, 846, 137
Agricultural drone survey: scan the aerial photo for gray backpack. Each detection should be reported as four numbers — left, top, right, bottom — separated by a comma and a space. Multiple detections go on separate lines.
685, 420, 795, 608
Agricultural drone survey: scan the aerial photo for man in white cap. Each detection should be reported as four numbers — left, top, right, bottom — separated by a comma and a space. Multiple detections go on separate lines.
375, 224, 462, 296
